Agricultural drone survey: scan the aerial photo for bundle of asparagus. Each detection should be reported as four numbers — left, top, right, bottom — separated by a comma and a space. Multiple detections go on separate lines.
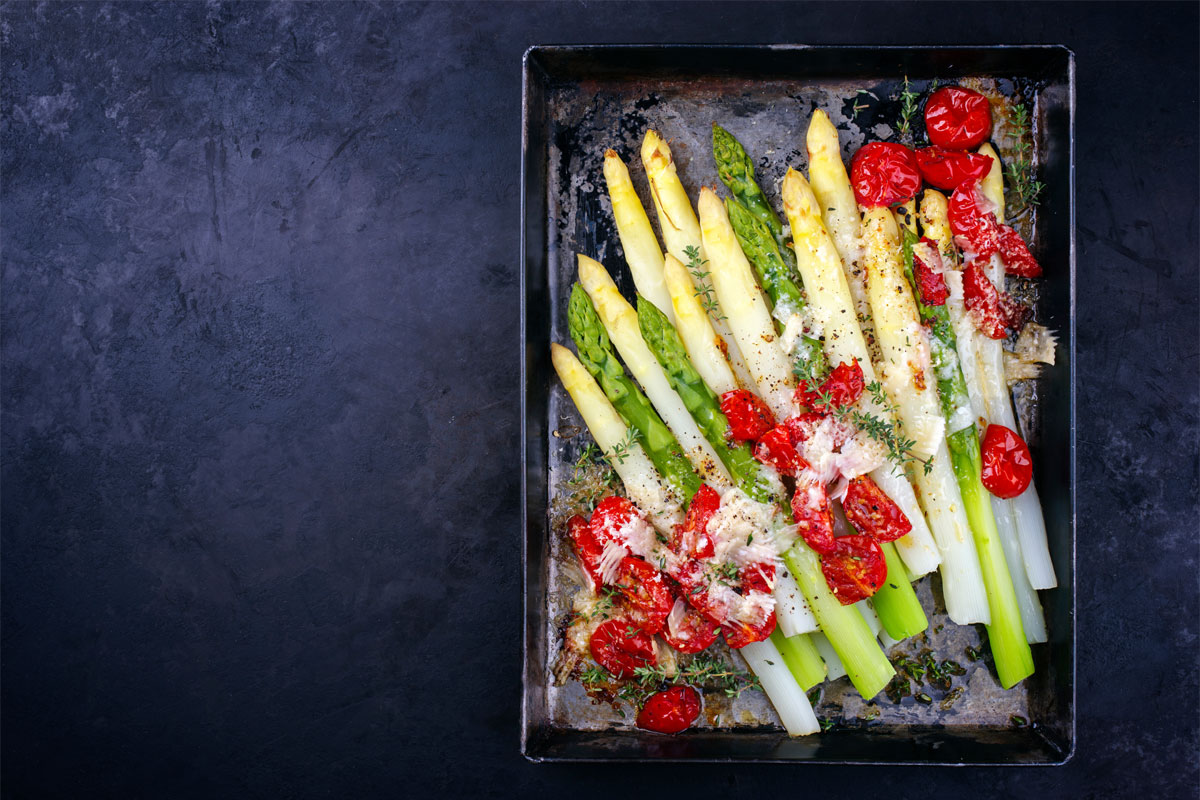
549, 85, 1055, 736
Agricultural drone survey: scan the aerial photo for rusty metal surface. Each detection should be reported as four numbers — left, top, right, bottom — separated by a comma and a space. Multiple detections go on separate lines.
523, 46, 1074, 763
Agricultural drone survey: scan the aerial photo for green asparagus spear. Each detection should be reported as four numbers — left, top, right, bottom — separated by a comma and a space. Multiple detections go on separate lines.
899, 229, 1033, 688
568, 284, 702, 505
712, 123, 794, 270
725, 198, 828, 382
636, 296, 777, 504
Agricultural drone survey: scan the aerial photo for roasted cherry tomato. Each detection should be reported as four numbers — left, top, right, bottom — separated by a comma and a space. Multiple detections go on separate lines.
790, 462, 836, 554
997, 224, 1043, 278
784, 412, 826, 445
589, 619, 656, 678
754, 425, 801, 476
720, 389, 776, 442
674, 483, 719, 559
912, 242, 949, 306
741, 561, 776, 595
661, 598, 720, 654
914, 146, 993, 190
636, 686, 702, 734
980, 424, 1034, 499
796, 359, 865, 414
567, 514, 604, 592
948, 182, 1001, 259
842, 475, 913, 543
613, 557, 674, 635
925, 86, 992, 151
722, 611, 776, 649
819, 535, 887, 605
961, 262, 1030, 340
850, 142, 922, 208
590, 495, 637, 546
671, 560, 727, 627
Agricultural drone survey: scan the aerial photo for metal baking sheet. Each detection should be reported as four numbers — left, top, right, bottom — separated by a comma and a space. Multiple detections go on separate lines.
521, 45, 1074, 764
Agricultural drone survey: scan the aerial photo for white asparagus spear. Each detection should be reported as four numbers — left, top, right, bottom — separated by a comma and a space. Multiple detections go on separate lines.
860, 207, 991, 625
740, 638, 820, 735
642, 130, 758, 391
602, 150, 674, 322
697, 187, 797, 421
782, 168, 942, 577
663, 254, 740, 396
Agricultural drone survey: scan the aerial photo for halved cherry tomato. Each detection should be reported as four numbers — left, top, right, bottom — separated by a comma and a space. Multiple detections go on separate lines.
754, 425, 801, 476
674, 484, 719, 559
997, 224, 1043, 278
980, 424, 1034, 499
567, 514, 604, 592
661, 598, 720, 654
723, 611, 776, 649
613, 557, 673, 635
948, 182, 1001, 259
636, 686, 701, 734
925, 86, 992, 151
914, 146, 993, 190
784, 412, 827, 445
842, 475, 913, 543
819, 535, 887, 605
795, 359, 865, 414
671, 560, 727, 627
912, 239, 949, 306
741, 561, 776, 595
850, 142, 922, 208
589, 619, 656, 678
720, 389, 776, 442
791, 462, 836, 554
590, 495, 637, 546
962, 262, 1031, 339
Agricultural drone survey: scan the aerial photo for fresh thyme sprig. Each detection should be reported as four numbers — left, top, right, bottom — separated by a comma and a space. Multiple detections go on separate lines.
684, 244, 726, 322
798, 378, 933, 475
1004, 103, 1044, 212
896, 75, 920, 141
603, 426, 638, 466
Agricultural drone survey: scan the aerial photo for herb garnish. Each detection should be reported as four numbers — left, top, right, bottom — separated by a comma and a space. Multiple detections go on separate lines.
896, 75, 920, 141
1004, 103, 1044, 213
684, 245, 726, 321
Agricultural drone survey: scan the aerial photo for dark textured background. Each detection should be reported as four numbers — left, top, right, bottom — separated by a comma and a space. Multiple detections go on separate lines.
2, 2, 1196, 798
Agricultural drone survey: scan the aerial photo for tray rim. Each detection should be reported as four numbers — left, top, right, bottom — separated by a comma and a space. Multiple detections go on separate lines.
520, 42, 1076, 765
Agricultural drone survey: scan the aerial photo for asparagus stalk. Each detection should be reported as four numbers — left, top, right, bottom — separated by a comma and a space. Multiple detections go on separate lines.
551, 344, 685, 529
662, 255, 740, 396
739, 638, 820, 735
860, 207, 991, 626
974, 172, 1058, 591
770, 629, 826, 691
919, 191, 1048, 643
637, 297, 782, 505
896, 215, 1035, 687
602, 150, 674, 321
641, 131, 759, 391
781, 167, 942, 580
569, 284, 703, 505
578, 255, 733, 488
712, 123, 795, 271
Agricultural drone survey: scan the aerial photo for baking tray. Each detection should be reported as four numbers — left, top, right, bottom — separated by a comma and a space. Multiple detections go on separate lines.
521, 45, 1075, 764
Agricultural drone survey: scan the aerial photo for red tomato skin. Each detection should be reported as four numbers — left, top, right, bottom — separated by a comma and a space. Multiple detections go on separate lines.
925, 87, 993, 151
790, 463, 837, 554
589, 619, 657, 678
674, 484, 720, 559
949, 183, 1001, 259
661, 600, 720, 654
741, 561, 776, 595
722, 611, 776, 649
819, 535, 888, 605
850, 142, 922, 208
567, 514, 604, 592
912, 244, 949, 306
980, 424, 1034, 499
795, 360, 865, 414
613, 557, 674, 635
589, 495, 637, 547
754, 425, 801, 476
720, 390, 776, 442
962, 262, 1008, 340
784, 412, 827, 445
671, 560, 728, 627
997, 224, 1043, 278
914, 146, 993, 190
636, 686, 702, 734
842, 475, 913, 543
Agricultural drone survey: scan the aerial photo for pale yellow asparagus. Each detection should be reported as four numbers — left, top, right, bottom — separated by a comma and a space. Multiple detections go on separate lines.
782, 169, 941, 577
663, 254, 739, 396
602, 150, 673, 321
978, 143, 1005, 225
